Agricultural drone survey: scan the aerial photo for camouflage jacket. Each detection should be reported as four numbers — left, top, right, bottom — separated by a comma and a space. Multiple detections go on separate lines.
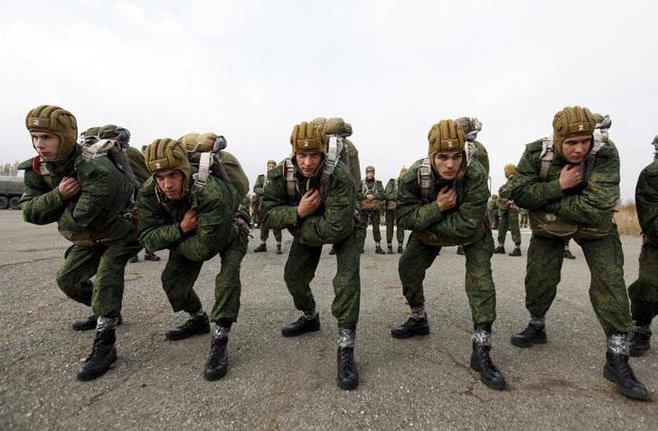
507, 139, 620, 226
497, 179, 515, 210
357, 178, 385, 201
253, 174, 267, 197
384, 178, 400, 202
636, 159, 658, 241
260, 161, 356, 247
18, 144, 134, 237
137, 175, 237, 261
396, 159, 489, 239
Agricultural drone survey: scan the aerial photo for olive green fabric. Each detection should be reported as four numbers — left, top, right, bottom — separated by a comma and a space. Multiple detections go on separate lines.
144, 138, 192, 181
385, 209, 405, 245
124, 146, 151, 184
552, 106, 597, 154
137, 173, 247, 324
57, 235, 141, 317
290, 121, 327, 154
524, 228, 631, 334
471, 140, 490, 175
254, 172, 282, 241
385, 178, 404, 244
260, 160, 361, 326
497, 179, 521, 245
358, 178, 385, 244
25, 105, 77, 160
311, 117, 360, 188
634, 160, 658, 242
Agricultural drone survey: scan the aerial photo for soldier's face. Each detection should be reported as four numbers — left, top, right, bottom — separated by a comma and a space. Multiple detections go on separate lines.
267, 162, 276, 171
154, 169, 185, 200
365, 170, 374, 180
31, 132, 60, 161
296, 152, 323, 177
561, 136, 592, 164
434, 152, 463, 180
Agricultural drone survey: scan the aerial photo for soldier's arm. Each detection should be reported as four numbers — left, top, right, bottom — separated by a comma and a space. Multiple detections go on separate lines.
551, 146, 619, 225
137, 183, 183, 251
261, 168, 299, 229
253, 175, 265, 196
635, 164, 658, 238
19, 167, 66, 225
178, 180, 235, 261
356, 181, 365, 200
396, 169, 444, 231
374, 181, 386, 200
508, 145, 564, 209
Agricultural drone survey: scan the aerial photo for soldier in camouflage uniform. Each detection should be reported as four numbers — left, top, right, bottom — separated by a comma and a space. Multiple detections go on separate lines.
137, 138, 248, 381
495, 164, 522, 256
261, 121, 361, 390
627, 135, 658, 357
253, 160, 283, 254
358, 166, 386, 254
384, 168, 407, 254
508, 106, 649, 401
391, 119, 506, 391
19, 105, 141, 381
81, 125, 161, 263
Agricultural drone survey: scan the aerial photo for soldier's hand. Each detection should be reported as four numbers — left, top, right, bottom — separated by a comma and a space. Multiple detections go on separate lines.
180, 209, 199, 233
559, 164, 582, 190
366, 193, 375, 201
58, 177, 81, 200
297, 189, 321, 218
436, 186, 457, 211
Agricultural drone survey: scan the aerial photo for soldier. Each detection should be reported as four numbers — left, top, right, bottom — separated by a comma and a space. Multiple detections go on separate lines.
261, 121, 362, 390
519, 207, 529, 229
19, 105, 141, 380
81, 125, 161, 263
495, 164, 522, 256
358, 166, 386, 254
627, 135, 658, 357
137, 138, 249, 381
250, 193, 260, 228
391, 119, 506, 391
242, 194, 253, 228
507, 106, 649, 400
384, 168, 407, 253
488, 195, 499, 229
253, 160, 283, 254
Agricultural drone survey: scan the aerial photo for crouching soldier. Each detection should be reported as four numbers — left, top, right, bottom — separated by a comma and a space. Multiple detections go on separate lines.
508, 106, 649, 400
261, 122, 362, 390
627, 135, 658, 357
391, 119, 506, 391
137, 139, 249, 381
19, 105, 141, 380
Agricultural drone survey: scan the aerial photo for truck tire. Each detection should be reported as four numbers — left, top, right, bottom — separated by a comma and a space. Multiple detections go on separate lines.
0, 195, 9, 209
9, 196, 21, 210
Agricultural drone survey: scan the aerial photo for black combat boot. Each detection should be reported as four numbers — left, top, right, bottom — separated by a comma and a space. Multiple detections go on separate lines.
508, 246, 522, 257
329, 246, 337, 255
563, 248, 576, 259
493, 245, 505, 254
628, 324, 652, 357
337, 327, 359, 390
456, 245, 465, 255
254, 243, 267, 253
281, 313, 321, 337
128, 254, 139, 263
144, 250, 161, 261
397, 245, 403, 254
387, 244, 394, 254
166, 312, 210, 341
72, 313, 122, 331
510, 318, 547, 347
391, 314, 430, 338
77, 321, 117, 381
375, 244, 386, 255
204, 334, 229, 381
276, 243, 282, 255
470, 324, 506, 391
603, 334, 650, 401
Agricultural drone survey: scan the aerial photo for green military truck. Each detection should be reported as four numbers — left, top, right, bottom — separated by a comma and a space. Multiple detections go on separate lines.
0, 176, 23, 209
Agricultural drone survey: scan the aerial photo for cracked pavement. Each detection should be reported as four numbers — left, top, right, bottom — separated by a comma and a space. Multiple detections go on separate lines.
0, 211, 656, 429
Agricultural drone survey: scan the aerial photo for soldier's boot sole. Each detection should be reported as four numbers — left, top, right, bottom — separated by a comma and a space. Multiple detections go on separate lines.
603, 364, 650, 401
76, 347, 117, 381
510, 333, 547, 348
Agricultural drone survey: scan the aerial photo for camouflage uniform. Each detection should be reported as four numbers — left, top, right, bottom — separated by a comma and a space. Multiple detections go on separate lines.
253, 172, 282, 249
497, 180, 522, 250
357, 172, 385, 252
384, 177, 405, 251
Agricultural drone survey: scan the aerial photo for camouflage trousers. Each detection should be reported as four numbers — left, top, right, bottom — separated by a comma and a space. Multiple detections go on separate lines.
524, 227, 632, 334
399, 230, 497, 324
284, 227, 363, 328
628, 239, 658, 324
360, 209, 382, 244
385, 209, 405, 245
161, 229, 248, 324
260, 226, 282, 243
57, 234, 141, 318
497, 207, 521, 246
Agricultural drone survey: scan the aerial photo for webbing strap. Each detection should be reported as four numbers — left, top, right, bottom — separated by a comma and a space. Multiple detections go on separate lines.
418, 157, 433, 203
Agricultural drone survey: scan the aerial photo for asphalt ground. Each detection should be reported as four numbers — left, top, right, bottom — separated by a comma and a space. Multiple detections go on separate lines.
0, 211, 656, 430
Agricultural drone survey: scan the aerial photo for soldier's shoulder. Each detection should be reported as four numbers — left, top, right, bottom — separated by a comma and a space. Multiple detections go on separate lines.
140, 176, 157, 197
524, 138, 547, 153
401, 159, 424, 184
466, 159, 487, 181
17, 158, 35, 170
640, 159, 658, 178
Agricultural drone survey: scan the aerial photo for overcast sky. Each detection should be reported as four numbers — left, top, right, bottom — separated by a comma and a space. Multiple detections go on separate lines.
1, 0, 656, 199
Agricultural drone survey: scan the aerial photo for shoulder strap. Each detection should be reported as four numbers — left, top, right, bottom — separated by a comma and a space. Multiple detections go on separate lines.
417, 157, 433, 203
193, 152, 212, 191
284, 158, 297, 199
319, 136, 341, 199
539, 137, 554, 180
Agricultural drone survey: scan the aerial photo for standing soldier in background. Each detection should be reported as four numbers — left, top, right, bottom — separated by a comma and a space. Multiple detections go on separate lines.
384, 168, 407, 253
508, 106, 649, 401
488, 195, 500, 230
519, 207, 529, 229
496, 164, 522, 257
358, 166, 386, 254
137, 138, 249, 381
19, 105, 141, 381
254, 160, 283, 254
242, 194, 252, 227
391, 119, 506, 391
626, 135, 658, 357
261, 121, 362, 390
